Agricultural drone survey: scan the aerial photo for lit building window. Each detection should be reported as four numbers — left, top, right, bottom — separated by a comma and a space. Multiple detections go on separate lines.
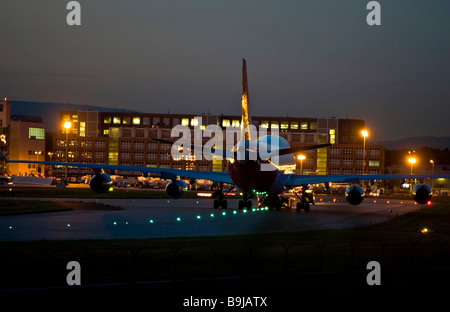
290, 122, 298, 129
310, 122, 317, 130
133, 117, 140, 125
271, 121, 279, 128
301, 122, 308, 130
222, 119, 230, 127
123, 117, 130, 124
80, 122, 86, 137
181, 118, 189, 126
104, 116, 111, 123
103, 129, 109, 135
232, 120, 240, 128
260, 121, 269, 128
281, 121, 289, 129
191, 118, 199, 126
329, 129, 336, 144
113, 116, 121, 124
29, 127, 45, 140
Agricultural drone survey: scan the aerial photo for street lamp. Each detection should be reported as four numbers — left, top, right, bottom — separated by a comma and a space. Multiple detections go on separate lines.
47, 152, 54, 177
361, 130, 368, 175
63, 121, 72, 181
430, 160, 435, 192
34, 151, 42, 175
298, 154, 306, 175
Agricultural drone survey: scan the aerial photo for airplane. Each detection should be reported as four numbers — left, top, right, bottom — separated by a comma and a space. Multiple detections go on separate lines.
1, 59, 449, 211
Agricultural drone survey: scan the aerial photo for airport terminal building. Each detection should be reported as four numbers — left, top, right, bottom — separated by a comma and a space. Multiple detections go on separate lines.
50, 110, 385, 179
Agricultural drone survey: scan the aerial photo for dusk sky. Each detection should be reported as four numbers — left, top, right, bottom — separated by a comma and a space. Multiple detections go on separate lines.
1, 1, 449, 142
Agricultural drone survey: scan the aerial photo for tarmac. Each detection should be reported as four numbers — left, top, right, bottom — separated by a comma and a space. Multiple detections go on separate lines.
0, 196, 425, 241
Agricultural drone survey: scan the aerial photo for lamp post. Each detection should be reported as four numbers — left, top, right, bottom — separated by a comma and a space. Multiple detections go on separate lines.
430, 160, 435, 193
361, 130, 368, 175
408, 157, 416, 175
64, 121, 72, 181
298, 154, 306, 175
34, 151, 41, 175
48, 152, 53, 177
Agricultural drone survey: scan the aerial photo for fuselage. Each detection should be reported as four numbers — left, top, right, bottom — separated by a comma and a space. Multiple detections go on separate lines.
227, 138, 294, 195
227, 160, 278, 194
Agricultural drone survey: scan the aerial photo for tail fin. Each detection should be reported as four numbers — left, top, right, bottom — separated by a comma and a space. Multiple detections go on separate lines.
241, 59, 252, 141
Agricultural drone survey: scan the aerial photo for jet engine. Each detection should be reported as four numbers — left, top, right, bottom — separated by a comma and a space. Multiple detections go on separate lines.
345, 185, 365, 205
165, 180, 188, 199
90, 173, 113, 194
412, 183, 432, 204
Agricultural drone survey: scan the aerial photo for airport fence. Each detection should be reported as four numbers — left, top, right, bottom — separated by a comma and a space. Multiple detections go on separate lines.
1, 234, 450, 292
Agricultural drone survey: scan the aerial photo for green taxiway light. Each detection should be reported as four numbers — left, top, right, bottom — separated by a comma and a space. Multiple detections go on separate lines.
243, 209, 247, 213
176, 217, 181, 222
196, 215, 201, 219
222, 211, 226, 216
149, 219, 154, 224
113, 221, 117, 225
233, 210, 237, 215
210, 213, 215, 218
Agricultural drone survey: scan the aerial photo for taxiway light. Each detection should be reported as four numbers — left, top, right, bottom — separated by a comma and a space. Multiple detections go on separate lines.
233, 210, 237, 215
9, 226, 12, 230
222, 211, 226, 216
149, 219, 154, 224
67, 224, 71, 227
176, 217, 181, 222
243, 209, 247, 213
113, 221, 117, 225
196, 215, 201, 219
210, 213, 215, 218
420, 227, 429, 234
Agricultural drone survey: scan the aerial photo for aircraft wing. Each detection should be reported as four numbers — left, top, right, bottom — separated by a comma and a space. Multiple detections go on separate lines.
0, 150, 234, 184
284, 173, 450, 186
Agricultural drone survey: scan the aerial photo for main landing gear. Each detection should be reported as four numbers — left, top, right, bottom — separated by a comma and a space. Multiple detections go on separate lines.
212, 182, 228, 209
294, 185, 315, 212
238, 193, 252, 210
